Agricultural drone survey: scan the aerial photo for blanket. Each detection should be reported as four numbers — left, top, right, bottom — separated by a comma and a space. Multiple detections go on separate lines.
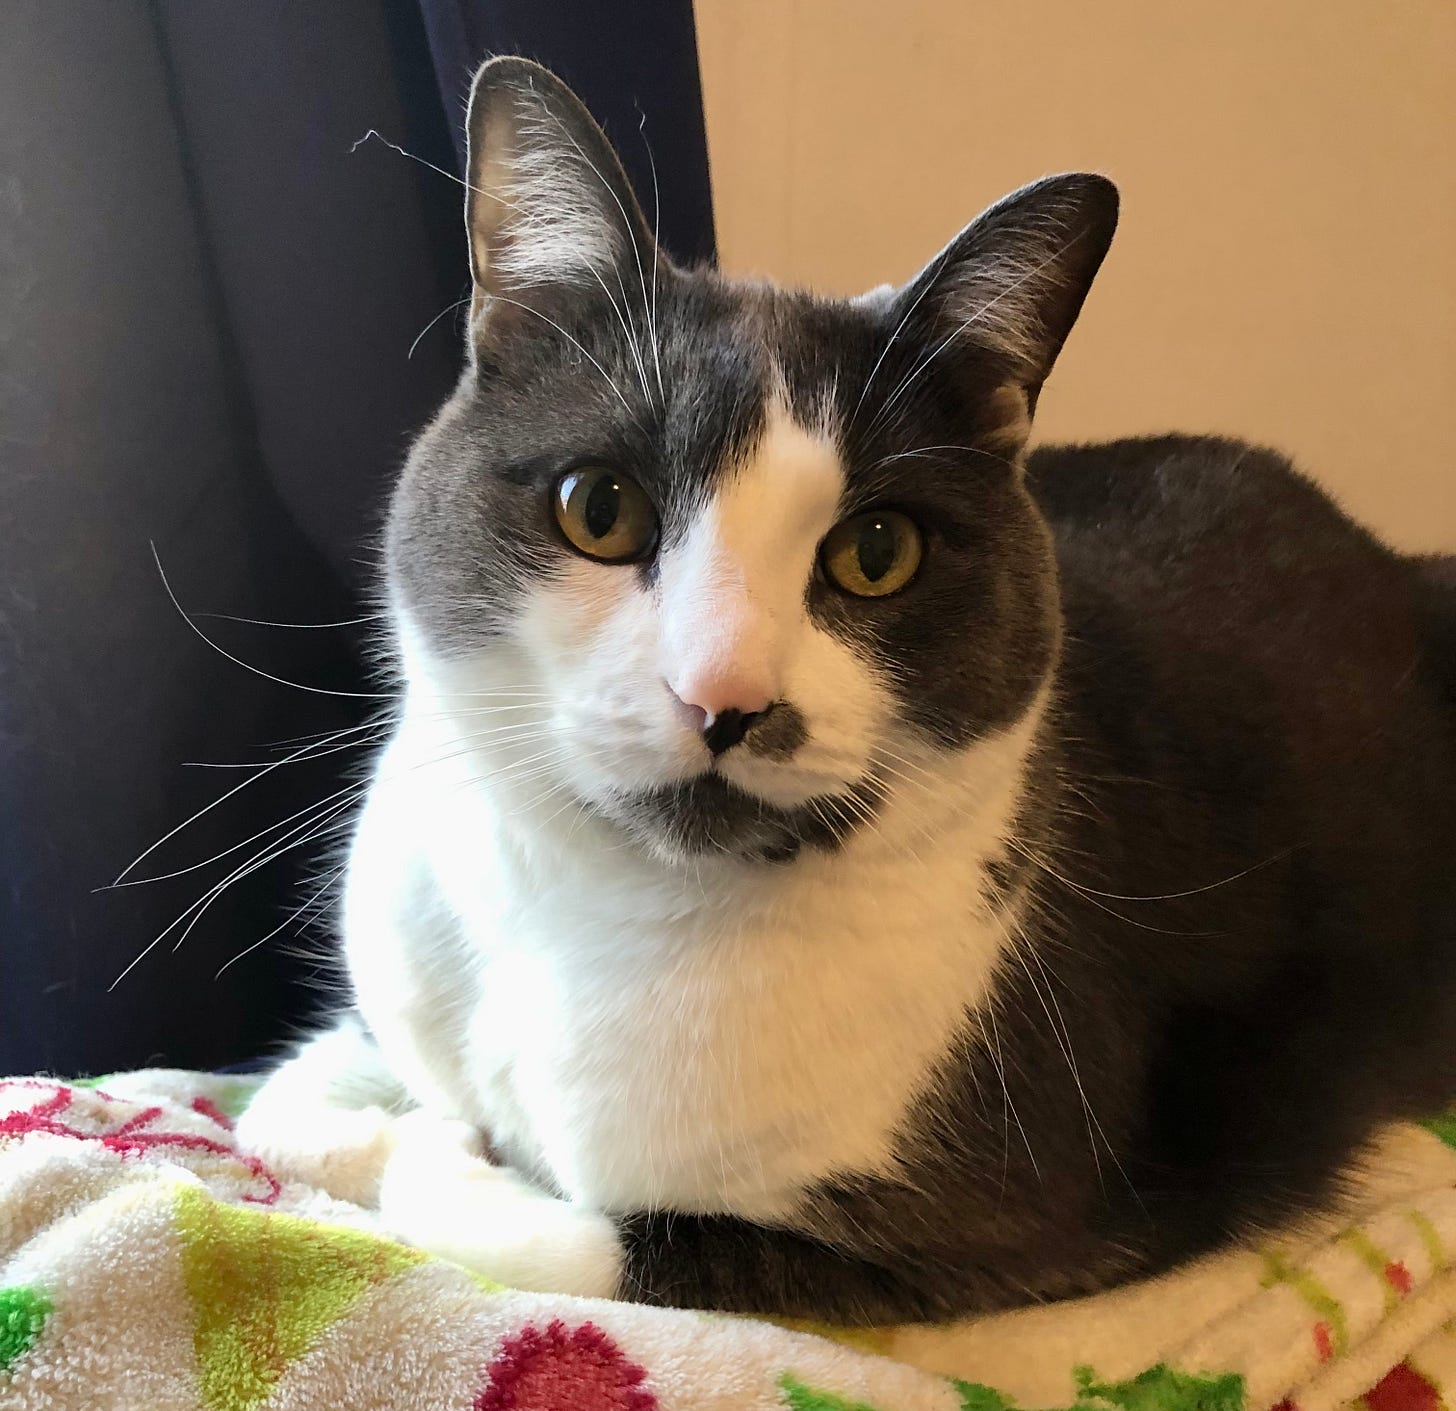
4, 1071, 1456, 1411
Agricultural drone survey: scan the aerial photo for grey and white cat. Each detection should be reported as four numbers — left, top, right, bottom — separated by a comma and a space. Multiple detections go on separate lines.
239, 57, 1456, 1322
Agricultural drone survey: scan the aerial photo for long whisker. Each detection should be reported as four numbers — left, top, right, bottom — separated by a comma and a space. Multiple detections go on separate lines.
215, 859, 351, 980
151, 545, 398, 702
109, 792, 361, 990
112, 697, 559, 889
106, 776, 371, 889
115, 716, 557, 888
409, 297, 473, 360
588, 261, 654, 406
864, 445, 1018, 477
185, 705, 551, 771
984, 998, 1041, 1195
512, 106, 653, 408
193, 611, 387, 630
258, 698, 552, 756
487, 294, 639, 420
1024, 941, 1144, 1213
111, 714, 379, 886
166, 796, 363, 967
1009, 939, 1105, 1193
1006, 838, 1225, 937
352, 126, 651, 420
535, 92, 660, 407
110, 729, 585, 988
351, 129, 477, 194
637, 108, 666, 402
184, 737, 390, 770
1036, 846, 1293, 904
847, 259, 946, 437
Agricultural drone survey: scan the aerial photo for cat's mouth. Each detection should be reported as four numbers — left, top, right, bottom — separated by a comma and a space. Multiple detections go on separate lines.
604, 771, 882, 864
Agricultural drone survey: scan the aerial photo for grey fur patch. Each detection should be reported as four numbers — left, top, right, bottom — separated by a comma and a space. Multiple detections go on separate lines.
606, 772, 882, 863
746, 702, 808, 760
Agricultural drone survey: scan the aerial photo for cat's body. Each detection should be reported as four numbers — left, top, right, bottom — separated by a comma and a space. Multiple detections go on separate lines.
238, 58, 1456, 1323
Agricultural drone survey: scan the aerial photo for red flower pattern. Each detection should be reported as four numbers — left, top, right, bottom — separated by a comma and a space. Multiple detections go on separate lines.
475, 1320, 656, 1411
1361, 1360, 1442, 1411
0, 1080, 279, 1204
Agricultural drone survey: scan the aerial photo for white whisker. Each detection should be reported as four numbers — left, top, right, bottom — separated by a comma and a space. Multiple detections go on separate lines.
193, 610, 387, 630
409, 296, 473, 360
486, 294, 640, 421
151, 545, 397, 701
637, 109, 666, 403
536, 95, 659, 408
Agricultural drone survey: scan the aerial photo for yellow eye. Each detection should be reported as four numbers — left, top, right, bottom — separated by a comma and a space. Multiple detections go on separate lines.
553, 466, 658, 563
821, 510, 923, 597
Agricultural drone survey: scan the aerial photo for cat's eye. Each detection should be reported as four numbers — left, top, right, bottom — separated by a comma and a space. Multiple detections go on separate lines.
553, 466, 658, 563
821, 510, 923, 598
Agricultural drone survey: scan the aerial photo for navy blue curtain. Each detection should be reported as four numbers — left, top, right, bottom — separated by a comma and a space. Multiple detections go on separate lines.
0, 0, 715, 1076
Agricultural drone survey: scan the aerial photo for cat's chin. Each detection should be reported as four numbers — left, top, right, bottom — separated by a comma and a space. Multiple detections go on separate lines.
596, 771, 882, 866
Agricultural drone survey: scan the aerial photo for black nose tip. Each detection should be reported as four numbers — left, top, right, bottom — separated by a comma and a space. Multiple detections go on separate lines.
702, 706, 770, 757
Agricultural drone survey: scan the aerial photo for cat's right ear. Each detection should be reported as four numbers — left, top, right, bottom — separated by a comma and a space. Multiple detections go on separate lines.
463, 57, 659, 339
880, 174, 1119, 451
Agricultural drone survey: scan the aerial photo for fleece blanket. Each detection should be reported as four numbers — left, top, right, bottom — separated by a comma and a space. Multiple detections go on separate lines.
4, 1072, 1456, 1410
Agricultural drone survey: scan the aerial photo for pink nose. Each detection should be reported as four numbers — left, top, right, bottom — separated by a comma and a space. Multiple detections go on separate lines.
670, 671, 774, 727
668, 674, 777, 756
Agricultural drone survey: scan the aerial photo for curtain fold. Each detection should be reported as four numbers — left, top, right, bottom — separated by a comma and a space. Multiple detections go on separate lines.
0, 1, 463, 1074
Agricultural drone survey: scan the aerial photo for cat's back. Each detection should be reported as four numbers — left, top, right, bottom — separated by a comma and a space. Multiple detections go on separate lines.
1025, 433, 1445, 727
1024, 432, 1455, 985
1021, 434, 1456, 1183
1027, 432, 1399, 610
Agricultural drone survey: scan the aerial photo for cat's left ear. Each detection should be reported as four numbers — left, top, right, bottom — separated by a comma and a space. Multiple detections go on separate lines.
463, 57, 659, 329
886, 173, 1118, 446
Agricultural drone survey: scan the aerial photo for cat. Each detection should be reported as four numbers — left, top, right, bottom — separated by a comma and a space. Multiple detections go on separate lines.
237, 55, 1456, 1324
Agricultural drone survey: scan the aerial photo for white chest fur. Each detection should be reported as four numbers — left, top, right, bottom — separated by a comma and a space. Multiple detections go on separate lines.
345, 710, 1029, 1221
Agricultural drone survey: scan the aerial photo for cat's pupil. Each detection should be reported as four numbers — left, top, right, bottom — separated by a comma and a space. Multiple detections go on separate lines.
858, 519, 898, 582
584, 476, 621, 539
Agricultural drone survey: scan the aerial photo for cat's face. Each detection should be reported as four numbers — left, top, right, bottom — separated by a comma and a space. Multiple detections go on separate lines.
385, 59, 1117, 864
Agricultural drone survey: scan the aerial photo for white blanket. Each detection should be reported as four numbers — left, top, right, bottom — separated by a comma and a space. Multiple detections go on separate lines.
4, 1070, 1456, 1410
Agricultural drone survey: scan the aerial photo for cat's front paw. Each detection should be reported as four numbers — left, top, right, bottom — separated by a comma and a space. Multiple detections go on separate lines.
377, 1110, 623, 1298
236, 1098, 400, 1207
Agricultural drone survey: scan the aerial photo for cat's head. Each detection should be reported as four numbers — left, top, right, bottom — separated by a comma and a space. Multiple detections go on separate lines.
385, 57, 1117, 865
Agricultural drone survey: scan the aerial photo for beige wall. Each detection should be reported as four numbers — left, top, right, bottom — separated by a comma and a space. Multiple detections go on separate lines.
695, 1, 1456, 551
